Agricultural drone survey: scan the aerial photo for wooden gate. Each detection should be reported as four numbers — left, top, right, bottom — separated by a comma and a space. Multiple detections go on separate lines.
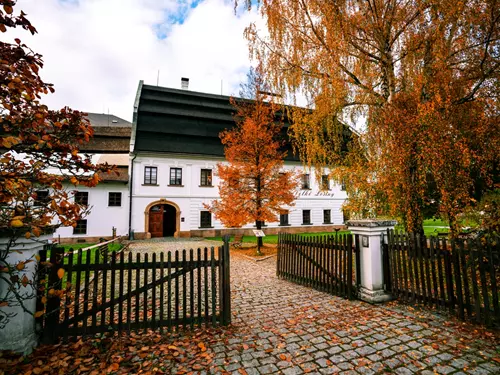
39, 238, 231, 343
277, 233, 359, 299
384, 230, 500, 326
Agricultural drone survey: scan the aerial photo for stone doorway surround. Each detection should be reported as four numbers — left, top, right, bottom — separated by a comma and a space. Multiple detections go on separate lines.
143, 199, 181, 238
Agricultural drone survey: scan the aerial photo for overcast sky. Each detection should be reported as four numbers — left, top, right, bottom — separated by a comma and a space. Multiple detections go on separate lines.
10, 0, 261, 122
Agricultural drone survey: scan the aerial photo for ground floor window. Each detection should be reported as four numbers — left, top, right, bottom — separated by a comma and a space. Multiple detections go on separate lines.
280, 211, 289, 226
108, 192, 122, 207
200, 211, 212, 228
73, 219, 87, 235
323, 209, 331, 224
34, 190, 50, 206
302, 210, 311, 225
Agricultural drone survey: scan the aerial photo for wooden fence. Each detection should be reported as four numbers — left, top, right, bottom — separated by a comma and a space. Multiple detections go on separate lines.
39, 239, 231, 343
277, 233, 359, 299
384, 230, 500, 326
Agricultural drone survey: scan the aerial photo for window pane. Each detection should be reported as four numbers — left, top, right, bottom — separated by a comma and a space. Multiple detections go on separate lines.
75, 192, 88, 206
73, 219, 87, 235
321, 175, 329, 190
302, 210, 311, 224
200, 169, 212, 186
170, 168, 182, 185
200, 211, 211, 227
34, 190, 49, 206
301, 174, 310, 189
323, 209, 331, 223
280, 213, 289, 226
144, 166, 157, 185
109, 192, 122, 207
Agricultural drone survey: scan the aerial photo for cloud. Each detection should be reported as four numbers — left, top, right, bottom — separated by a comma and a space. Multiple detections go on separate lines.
11, 0, 260, 122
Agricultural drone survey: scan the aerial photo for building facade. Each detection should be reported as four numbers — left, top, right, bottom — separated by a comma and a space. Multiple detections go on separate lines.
55, 81, 349, 242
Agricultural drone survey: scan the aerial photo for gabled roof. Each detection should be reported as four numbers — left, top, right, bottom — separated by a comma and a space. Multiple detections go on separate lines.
80, 112, 131, 153
132, 82, 300, 161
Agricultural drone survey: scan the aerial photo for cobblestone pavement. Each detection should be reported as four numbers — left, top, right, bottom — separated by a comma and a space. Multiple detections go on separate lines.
137, 240, 500, 374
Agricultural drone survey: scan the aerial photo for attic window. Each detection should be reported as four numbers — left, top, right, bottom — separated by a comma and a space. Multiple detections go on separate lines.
112, 120, 118, 123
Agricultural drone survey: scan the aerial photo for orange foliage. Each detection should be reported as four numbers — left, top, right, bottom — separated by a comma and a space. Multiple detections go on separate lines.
206, 79, 297, 231
237, 0, 500, 235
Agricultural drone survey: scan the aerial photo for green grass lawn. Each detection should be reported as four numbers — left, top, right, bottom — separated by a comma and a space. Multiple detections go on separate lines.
206, 231, 351, 245
207, 219, 456, 244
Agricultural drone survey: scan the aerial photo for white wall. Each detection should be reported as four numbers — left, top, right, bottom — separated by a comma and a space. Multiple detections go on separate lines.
131, 153, 348, 234
54, 182, 129, 239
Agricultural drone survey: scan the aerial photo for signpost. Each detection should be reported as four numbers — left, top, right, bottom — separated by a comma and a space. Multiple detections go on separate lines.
252, 230, 266, 255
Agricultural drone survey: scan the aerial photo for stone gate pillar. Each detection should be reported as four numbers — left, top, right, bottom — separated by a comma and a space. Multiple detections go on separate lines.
347, 219, 397, 303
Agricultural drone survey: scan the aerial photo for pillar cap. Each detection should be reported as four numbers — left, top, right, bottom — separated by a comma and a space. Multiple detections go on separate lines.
346, 219, 398, 228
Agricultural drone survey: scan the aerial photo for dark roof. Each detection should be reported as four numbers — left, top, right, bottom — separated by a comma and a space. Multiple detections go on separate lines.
85, 113, 132, 128
133, 83, 300, 161
81, 113, 132, 153
98, 166, 129, 183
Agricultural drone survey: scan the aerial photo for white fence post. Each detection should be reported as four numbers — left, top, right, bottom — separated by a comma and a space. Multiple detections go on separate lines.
0, 234, 51, 354
347, 219, 397, 303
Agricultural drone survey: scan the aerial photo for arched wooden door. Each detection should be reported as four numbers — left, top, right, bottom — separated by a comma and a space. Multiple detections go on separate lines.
148, 205, 164, 237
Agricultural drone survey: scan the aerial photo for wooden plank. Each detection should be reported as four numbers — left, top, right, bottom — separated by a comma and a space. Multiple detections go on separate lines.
347, 234, 353, 299
158, 251, 165, 334
182, 249, 187, 329
443, 238, 455, 313
204, 247, 209, 327
118, 251, 125, 334
167, 252, 172, 332
82, 248, 91, 336
62, 250, 74, 343
100, 249, 108, 329
223, 236, 231, 325
423, 237, 432, 306
92, 249, 100, 334
452, 240, 465, 320
143, 253, 149, 332
197, 248, 202, 327
74, 249, 83, 334
459, 241, 472, 320
210, 247, 217, 327
429, 238, 439, 310
109, 251, 116, 330
151, 253, 157, 331
469, 244, 482, 323
127, 252, 132, 332
436, 238, 446, 310
486, 240, 500, 319
175, 250, 180, 328
416, 233, 426, 304
477, 240, 491, 326
190, 249, 195, 330
135, 253, 140, 332
411, 233, 420, 303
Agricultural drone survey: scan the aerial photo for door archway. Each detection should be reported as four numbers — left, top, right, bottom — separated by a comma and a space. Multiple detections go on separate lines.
144, 200, 181, 238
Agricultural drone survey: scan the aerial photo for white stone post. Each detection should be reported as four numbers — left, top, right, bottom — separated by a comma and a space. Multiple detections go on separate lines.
0, 234, 51, 354
347, 219, 397, 303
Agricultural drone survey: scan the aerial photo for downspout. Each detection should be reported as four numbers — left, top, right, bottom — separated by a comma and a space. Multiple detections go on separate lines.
128, 80, 143, 240
128, 153, 137, 239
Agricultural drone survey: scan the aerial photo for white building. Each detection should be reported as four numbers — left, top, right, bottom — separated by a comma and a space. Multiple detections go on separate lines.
56, 81, 349, 242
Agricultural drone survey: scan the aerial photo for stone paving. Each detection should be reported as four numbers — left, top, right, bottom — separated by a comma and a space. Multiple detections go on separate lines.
132, 240, 500, 374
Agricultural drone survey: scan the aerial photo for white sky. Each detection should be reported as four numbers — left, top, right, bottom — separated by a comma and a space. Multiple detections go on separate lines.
9, 0, 262, 122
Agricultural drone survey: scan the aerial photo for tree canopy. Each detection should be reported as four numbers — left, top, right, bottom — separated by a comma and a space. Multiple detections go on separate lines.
236, 0, 500, 234
206, 68, 297, 252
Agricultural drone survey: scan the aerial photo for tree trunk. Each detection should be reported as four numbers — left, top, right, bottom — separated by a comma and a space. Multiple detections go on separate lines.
256, 220, 263, 256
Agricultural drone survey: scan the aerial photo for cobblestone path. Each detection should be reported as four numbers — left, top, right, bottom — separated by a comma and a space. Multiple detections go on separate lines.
128, 240, 500, 374
210, 251, 500, 375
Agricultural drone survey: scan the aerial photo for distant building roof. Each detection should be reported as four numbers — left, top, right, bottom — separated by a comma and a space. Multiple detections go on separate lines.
80, 113, 132, 153
85, 113, 132, 128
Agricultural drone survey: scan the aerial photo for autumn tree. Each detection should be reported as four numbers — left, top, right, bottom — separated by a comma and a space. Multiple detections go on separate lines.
207, 68, 297, 254
235, 0, 500, 236
0, 0, 111, 325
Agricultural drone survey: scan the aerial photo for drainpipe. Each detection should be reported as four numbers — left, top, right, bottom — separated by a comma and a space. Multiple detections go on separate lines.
128, 153, 137, 240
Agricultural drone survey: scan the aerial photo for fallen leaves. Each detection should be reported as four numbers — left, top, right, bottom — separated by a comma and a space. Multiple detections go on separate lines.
0, 328, 223, 375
